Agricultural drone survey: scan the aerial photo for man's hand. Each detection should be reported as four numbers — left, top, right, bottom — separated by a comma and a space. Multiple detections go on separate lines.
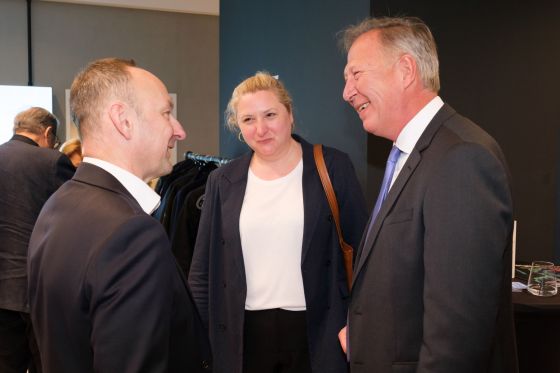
338, 326, 347, 353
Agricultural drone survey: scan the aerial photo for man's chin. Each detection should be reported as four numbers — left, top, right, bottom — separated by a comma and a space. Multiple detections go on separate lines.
149, 162, 173, 181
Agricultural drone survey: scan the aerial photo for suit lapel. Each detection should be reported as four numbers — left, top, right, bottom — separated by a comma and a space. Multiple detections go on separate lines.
73, 162, 137, 204
219, 153, 252, 281
352, 104, 457, 285
299, 137, 321, 265
353, 151, 421, 281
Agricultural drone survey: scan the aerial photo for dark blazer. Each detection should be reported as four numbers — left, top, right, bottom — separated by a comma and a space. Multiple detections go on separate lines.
0, 134, 74, 313
28, 163, 212, 373
349, 104, 517, 373
188, 135, 368, 373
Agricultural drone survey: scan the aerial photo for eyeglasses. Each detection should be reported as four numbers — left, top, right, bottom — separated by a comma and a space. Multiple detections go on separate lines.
48, 130, 60, 149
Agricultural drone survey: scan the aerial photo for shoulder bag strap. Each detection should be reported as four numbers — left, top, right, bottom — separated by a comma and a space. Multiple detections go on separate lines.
313, 144, 353, 289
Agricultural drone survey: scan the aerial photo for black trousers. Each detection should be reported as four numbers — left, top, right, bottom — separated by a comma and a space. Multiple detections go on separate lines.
243, 309, 312, 373
0, 309, 42, 373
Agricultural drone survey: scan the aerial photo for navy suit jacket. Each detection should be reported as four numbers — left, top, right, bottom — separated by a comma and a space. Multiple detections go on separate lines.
349, 104, 517, 373
0, 134, 74, 312
189, 135, 368, 373
28, 163, 211, 373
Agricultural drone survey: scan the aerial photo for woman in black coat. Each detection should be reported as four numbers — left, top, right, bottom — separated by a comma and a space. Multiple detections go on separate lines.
188, 72, 367, 373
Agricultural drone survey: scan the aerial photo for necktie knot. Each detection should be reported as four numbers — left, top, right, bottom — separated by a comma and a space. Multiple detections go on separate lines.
387, 145, 401, 165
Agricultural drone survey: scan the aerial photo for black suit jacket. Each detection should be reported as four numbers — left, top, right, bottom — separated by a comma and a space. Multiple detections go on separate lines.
0, 135, 74, 312
349, 104, 517, 373
28, 163, 211, 373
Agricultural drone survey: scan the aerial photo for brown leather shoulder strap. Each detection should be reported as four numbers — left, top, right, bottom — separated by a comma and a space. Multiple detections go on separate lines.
313, 144, 344, 248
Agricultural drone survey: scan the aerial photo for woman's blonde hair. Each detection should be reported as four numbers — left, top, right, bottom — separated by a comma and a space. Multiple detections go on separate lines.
59, 138, 82, 158
224, 71, 294, 132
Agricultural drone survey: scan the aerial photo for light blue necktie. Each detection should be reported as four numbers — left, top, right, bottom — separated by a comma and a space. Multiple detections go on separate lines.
367, 145, 402, 236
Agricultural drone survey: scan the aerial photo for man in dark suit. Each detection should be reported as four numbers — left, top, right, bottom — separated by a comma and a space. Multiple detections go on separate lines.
338, 17, 517, 372
28, 58, 211, 372
0, 107, 74, 373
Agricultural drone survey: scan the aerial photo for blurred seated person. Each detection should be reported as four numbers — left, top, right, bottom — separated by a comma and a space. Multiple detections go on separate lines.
59, 138, 82, 167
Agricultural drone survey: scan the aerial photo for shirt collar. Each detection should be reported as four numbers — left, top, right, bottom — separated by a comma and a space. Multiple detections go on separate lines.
11, 134, 39, 147
395, 96, 444, 154
83, 157, 161, 214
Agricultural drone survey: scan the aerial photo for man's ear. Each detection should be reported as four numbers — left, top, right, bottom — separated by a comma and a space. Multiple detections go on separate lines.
397, 54, 417, 89
108, 102, 133, 140
43, 125, 52, 138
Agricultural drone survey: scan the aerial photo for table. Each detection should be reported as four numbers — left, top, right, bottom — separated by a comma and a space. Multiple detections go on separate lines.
512, 287, 560, 373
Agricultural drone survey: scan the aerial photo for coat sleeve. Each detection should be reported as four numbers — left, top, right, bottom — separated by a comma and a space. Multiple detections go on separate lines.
188, 172, 218, 327
418, 142, 513, 372
85, 215, 175, 373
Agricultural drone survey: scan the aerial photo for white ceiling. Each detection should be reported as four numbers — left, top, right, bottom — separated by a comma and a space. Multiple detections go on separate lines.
40, 0, 219, 16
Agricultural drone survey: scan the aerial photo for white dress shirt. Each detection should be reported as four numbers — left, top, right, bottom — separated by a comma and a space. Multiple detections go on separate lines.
390, 96, 444, 189
83, 157, 160, 215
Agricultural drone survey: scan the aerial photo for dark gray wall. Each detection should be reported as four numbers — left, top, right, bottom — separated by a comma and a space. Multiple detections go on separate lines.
219, 0, 370, 191
371, 0, 560, 262
0, 0, 219, 157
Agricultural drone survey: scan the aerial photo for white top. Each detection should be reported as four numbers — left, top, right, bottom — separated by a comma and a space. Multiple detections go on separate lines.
239, 159, 306, 311
391, 96, 444, 189
83, 157, 161, 215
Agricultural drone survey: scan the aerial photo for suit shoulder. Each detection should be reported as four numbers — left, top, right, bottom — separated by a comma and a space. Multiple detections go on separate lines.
316, 144, 353, 171
441, 113, 500, 148
207, 153, 250, 182
435, 113, 507, 166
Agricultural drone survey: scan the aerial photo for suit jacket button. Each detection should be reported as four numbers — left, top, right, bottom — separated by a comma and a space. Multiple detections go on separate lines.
218, 323, 226, 331
201, 360, 210, 369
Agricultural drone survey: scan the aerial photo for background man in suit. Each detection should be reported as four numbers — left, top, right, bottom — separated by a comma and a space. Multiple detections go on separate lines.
0, 107, 74, 373
338, 17, 517, 372
28, 58, 211, 372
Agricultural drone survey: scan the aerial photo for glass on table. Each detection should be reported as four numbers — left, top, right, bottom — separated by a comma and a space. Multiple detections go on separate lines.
527, 261, 557, 297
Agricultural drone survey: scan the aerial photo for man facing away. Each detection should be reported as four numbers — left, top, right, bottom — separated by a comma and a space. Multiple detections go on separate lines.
339, 17, 518, 373
0, 107, 74, 373
28, 58, 212, 372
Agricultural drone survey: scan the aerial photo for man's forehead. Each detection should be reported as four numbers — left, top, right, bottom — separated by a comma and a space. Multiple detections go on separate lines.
130, 68, 170, 96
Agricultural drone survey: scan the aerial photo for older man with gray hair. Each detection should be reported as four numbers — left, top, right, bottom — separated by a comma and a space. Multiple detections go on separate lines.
0, 107, 74, 373
340, 16, 517, 373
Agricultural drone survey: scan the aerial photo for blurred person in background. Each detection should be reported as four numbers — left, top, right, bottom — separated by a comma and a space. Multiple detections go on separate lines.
59, 137, 83, 167
0, 107, 74, 373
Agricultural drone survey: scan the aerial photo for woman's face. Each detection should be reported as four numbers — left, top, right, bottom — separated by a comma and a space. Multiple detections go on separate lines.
236, 90, 294, 161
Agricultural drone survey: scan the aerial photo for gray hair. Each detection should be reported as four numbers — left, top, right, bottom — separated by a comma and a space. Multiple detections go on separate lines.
13, 107, 58, 135
340, 16, 440, 92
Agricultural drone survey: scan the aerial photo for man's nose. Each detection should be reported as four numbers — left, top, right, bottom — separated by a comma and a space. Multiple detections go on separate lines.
172, 116, 187, 140
342, 79, 356, 103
